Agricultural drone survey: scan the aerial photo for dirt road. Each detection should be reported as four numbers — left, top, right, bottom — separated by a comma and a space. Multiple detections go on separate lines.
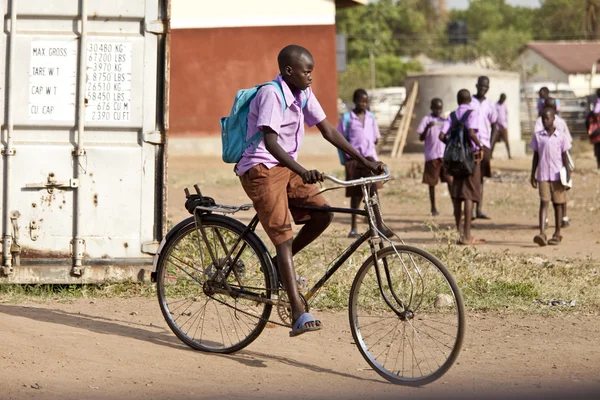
1, 298, 600, 399
1, 150, 599, 399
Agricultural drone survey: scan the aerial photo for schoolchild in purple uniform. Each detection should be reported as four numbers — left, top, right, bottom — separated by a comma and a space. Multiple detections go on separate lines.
236, 45, 383, 336
533, 97, 573, 227
338, 89, 389, 238
530, 107, 571, 246
537, 87, 560, 116
417, 98, 452, 216
439, 89, 482, 245
470, 76, 497, 220
491, 93, 511, 159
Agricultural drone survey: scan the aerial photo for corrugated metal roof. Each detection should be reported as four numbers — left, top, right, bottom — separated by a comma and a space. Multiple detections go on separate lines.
524, 41, 600, 75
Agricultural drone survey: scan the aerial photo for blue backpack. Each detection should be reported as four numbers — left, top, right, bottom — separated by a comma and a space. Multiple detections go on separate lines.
337, 111, 374, 165
220, 81, 306, 164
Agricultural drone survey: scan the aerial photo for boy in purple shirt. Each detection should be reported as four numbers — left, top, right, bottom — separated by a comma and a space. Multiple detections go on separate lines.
338, 89, 388, 238
439, 89, 482, 245
533, 97, 573, 227
491, 93, 511, 159
237, 45, 383, 336
417, 98, 452, 216
470, 76, 497, 220
530, 107, 571, 246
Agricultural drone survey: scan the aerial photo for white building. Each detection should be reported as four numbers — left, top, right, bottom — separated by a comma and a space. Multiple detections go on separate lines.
520, 41, 600, 97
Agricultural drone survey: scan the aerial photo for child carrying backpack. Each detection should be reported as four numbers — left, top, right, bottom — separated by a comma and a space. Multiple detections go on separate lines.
337, 89, 388, 238
439, 89, 482, 245
220, 45, 384, 338
587, 88, 600, 169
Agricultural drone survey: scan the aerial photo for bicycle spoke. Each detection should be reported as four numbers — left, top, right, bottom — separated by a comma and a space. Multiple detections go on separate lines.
349, 245, 464, 385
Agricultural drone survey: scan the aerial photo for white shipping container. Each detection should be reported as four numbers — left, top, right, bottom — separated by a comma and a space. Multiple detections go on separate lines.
0, 0, 170, 283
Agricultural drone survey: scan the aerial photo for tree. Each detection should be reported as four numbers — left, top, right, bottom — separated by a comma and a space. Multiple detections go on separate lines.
535, 0, 587, 40
475, 28, 532, 70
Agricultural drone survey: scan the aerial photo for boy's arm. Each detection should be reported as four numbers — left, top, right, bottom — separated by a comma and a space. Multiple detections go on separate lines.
316, 119, 383, 173
531, 152, 539, 188
468, 129, 481, 148
263, 128, 323, 184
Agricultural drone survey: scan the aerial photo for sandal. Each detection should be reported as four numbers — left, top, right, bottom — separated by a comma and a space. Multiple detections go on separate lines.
548, 235, 562, 245
289, 313, 322, 337
533, 234, 547, 247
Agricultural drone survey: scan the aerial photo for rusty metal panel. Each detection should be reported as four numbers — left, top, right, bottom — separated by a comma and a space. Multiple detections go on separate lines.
0, 0, 170, 282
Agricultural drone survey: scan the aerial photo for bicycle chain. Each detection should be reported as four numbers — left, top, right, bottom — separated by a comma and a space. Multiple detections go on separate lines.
208, 292, 291, 328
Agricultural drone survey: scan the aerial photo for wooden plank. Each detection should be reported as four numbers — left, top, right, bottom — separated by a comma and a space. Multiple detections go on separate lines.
391, 82, 418, 158
376, 101, 406, 153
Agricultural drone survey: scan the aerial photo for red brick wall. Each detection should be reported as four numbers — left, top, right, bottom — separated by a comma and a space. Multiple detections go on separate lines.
169, 25, 338, 136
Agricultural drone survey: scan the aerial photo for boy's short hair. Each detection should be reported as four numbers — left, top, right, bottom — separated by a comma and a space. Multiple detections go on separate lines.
353, 88, 368, 102
430, 98, 443, 107
277, 45, 313, 73
457, 89, 471, 105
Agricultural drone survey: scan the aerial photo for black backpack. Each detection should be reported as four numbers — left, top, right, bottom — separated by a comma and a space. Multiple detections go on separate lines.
443, 110, 476, 177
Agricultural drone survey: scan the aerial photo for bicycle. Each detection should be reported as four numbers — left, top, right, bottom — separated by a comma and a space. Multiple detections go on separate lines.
152, 167, 465, 386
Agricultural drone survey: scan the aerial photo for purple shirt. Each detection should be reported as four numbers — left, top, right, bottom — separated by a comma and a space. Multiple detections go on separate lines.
594, 99, 600, 114
495, 102, 508, 129
441, 104, 480, 151
530, 129, 571, 182
470, 96, 497, 149
337, 111, 380, 161
533, 115, 572, 144
236, 74, 326, 175
537, 98, 561, 113
417, 114, 446, 161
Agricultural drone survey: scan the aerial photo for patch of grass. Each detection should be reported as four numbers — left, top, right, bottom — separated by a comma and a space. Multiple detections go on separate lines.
0, 281, 156, 303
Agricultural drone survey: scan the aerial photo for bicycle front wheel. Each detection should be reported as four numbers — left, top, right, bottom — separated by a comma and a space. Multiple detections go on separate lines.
349, 245, 465, 386
156, 214, 276, 353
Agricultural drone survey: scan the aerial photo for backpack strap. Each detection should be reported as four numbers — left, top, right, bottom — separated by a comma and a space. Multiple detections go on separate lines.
264, 80, 308, 113
342, 112, 351, 139
450, 111, 458, 125
460, 109, 472, 123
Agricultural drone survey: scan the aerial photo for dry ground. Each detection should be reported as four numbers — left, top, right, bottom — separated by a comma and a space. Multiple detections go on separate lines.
1, 143, 600, 399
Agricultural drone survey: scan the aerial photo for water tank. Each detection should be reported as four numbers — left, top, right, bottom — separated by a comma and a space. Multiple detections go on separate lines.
404, 66, 524, 158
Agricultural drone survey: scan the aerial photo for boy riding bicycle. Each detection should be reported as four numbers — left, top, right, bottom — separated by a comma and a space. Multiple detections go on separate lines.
235, 44, 383, 337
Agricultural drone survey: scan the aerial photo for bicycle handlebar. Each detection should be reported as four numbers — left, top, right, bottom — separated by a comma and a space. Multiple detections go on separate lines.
324, 166, 391, 187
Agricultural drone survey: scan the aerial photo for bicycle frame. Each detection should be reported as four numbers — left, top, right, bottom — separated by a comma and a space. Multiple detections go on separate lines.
190, 166, 408, 316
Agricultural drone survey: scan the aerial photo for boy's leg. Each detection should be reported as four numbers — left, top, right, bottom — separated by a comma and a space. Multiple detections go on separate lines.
291, 209, 333, 255
463, 199, 473, 242
429, 186, 438, 215
552, 202, 563, 240
276, 239, 318, 325
538, 200, 549, 236
476, 147, 491, 218
452, 198, 462, 236
348, 196, 361, 237
504, 131, 512, 159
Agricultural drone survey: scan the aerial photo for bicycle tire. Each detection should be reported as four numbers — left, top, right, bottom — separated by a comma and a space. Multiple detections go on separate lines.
349, 245, 465, 386
156, 214, 276, 353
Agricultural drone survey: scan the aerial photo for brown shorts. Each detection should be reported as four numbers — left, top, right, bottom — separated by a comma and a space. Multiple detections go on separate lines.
480, 146, 492, 179
240, 164, 329, 246
495, 127, 509, 143
422, 158, 451, 186
539, 180, 567, 204
450, 162, 481, 202
344, 158, 383, 198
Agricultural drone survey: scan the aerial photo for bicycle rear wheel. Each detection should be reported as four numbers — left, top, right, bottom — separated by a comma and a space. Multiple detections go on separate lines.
349, 245, 465, 386
156, 214, 276, 353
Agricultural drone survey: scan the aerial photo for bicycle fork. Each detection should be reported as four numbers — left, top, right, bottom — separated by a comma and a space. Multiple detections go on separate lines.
363, 186, 412, 320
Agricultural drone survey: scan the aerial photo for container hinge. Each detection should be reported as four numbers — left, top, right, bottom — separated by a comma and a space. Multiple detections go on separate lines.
25, 173, 79, 193
143, 131, 164, 145
145, 19, 167, 34
142, 241, 160, 255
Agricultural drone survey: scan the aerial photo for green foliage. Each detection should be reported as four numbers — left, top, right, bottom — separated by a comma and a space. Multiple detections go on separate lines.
337, 55, 423, 102
475, 28, 533, 70
535, 0, 588, 40
336, 0, 596, 74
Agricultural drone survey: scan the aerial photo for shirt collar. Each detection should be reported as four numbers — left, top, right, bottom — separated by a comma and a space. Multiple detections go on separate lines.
275, 74, 298, 108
